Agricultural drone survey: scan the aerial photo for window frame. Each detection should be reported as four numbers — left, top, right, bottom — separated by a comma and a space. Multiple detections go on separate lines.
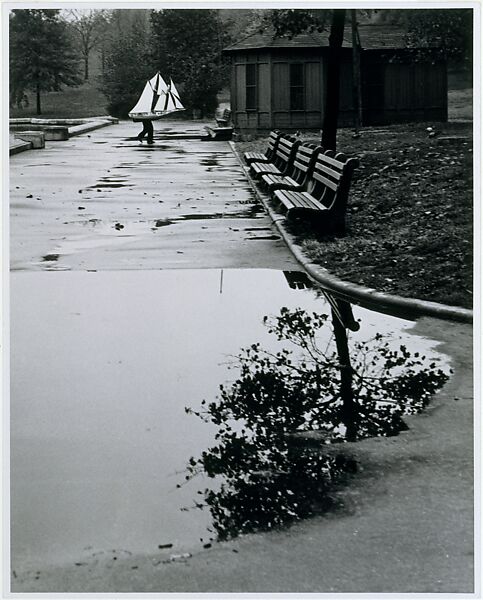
245, 62, 258, 112
289, 62, 305, 112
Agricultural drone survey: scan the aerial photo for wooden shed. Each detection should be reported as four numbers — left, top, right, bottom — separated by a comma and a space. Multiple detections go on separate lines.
223, 24, 447, 132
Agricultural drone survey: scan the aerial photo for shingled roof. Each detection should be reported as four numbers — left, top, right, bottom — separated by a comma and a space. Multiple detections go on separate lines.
224, 24, 411, 52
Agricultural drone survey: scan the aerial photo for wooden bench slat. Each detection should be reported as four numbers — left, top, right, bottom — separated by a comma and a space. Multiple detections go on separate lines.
301, 192, 327, 211
252, 162, 281, 176
314, 162, 343, 181
312, 171, 338, 191
262, 174, 298, 188
274, 190, 295, 210
319, 153, 346, 169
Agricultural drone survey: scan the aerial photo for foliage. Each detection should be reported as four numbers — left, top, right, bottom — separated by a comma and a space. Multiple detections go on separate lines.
263, 9, 330, 38
405, 9, 473, 65
99, 18, 154, 118
218, 9, 269, 39
9, 9, 82, 114
150, 9, 232, 117
185, 307, 449, 539
63, 9, 110, 80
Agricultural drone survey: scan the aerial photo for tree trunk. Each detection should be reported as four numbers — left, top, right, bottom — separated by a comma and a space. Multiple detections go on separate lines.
84, 54, 89, 80
36, 81, 41, 115
351, 10, 363, 134
321, 9, 346, 151
100, 44, 105, 75
331, 304, 357, 442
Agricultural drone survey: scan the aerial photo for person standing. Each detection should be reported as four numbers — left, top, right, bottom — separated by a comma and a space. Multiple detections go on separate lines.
137, 119, 154, 144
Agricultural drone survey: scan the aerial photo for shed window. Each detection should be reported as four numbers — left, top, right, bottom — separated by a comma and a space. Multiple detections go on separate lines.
290, 63, 305, 110
246, 63, 257, 110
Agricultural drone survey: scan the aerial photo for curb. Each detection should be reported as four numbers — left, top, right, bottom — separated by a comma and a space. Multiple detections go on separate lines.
9, 119, 118, 155
68, 120, 117, 137
229, 141, 473, 324
9, 140, 33, 156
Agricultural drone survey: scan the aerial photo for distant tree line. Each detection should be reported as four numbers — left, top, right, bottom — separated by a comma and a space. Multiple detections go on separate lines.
9, 8, 473, 118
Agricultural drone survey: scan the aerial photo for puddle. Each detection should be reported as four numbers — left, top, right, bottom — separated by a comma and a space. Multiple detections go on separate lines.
178, 206, 264, 221
154, 219, 174, 228
200, 158, 220, 167
41, 254, 59, 262
10, 269, 449, 571
245, 234, 281, 241
87, 183, 132, 189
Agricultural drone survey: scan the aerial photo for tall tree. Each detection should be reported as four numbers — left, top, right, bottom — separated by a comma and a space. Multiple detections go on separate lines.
9, 9, 82, 115
63, 9, 109, 80
267, 8, 345, 151
99, 17, 154, 118
321, 9, 346, 151
150, 9, 232, 117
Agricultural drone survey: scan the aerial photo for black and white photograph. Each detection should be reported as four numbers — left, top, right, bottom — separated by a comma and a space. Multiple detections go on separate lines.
2, 1, 479, 596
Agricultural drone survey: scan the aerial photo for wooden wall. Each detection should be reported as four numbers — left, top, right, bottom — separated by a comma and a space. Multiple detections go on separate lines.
231, 49, 326, 131
229, 48, 447, 131
362, 51, 448, 125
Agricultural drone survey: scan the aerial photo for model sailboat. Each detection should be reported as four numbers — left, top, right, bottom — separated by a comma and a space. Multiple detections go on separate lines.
129, 72, 185, 121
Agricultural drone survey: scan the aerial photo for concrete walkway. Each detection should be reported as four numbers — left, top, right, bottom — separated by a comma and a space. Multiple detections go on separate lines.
9, 120, 475, 594
10, 120, 297, 272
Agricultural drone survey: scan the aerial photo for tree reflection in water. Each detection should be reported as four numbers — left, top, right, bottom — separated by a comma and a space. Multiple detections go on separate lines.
184, 297, 450, 541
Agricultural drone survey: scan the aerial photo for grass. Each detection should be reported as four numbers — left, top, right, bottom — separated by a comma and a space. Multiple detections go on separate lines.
10, 81, 109, 119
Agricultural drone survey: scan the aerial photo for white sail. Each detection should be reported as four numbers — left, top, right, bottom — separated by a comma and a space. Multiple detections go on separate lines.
128, 73, 168, 119
153, 78, 185, 114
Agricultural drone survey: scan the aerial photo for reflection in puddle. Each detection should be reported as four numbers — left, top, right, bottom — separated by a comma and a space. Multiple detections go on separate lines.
10, 269, 450, 570
283, 271, 313, 290
185, 290, 450, 541
41, 254, 59, 262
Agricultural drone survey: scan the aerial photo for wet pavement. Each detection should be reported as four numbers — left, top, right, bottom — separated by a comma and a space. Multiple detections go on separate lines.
9, 120, 297, 271
9, 120, 473, 593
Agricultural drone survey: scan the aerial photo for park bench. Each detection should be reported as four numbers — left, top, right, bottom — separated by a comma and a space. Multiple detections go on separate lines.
260, 143, 321, 192
250, 135, 300, 179
243, 130, 282, 165
273, 150, 358, 235
215, 108, 232, 127
203, 108, 233, 141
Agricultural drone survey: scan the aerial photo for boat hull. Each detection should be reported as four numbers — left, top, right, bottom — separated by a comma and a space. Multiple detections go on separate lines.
129, 109, 186, 122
